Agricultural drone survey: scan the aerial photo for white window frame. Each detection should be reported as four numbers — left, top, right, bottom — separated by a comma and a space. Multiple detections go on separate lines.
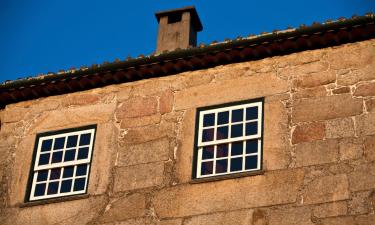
195, 101, 263, 179
28, 127, 96, 201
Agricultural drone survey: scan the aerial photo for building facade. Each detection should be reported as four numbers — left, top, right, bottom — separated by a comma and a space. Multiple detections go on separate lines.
0, 7, 374, 225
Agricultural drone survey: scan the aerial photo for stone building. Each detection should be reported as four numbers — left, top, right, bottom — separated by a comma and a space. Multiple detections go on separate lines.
0, 6, 374, 225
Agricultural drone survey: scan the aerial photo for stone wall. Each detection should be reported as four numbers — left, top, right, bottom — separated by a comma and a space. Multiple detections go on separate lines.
0, 39, 374, 225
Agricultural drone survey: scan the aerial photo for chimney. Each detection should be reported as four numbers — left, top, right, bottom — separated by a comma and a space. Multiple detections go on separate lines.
155, 6, 203, 54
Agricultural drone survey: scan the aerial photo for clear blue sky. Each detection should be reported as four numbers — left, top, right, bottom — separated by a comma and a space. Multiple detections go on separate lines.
0, 0, 374, 83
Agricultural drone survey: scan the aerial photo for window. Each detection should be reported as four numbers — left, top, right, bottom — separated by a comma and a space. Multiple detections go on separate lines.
27, 125, 96, 201
193, 99, 263, 179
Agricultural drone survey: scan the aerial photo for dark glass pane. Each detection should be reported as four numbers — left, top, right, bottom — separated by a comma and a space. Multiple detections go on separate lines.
245, 156, 258, 170
217, 111, 229, 125
63, 166, 74, 178
230, 157, 243, 172
79, 133, 91, 146
232, 109, 243, 122
34, 183, 46, 197
37, 170, 48, 182
202, 128, 214, 142
217, 144, 229, 158
41, 139, 52, 152
246, 107, 258, 120
202, 146, 214, 160
231, 124, 243, 138
38, 153, 50, 165
246, 140, 258, 154
52, 151, 63, 163
201, 161, 213, 175
246, 122, 258, 136
231, 141, 243, 155
47, 182, 59, 195
216, 126, 228, 140
54, 137, 65, 150
73, 178, 86, 191
50, 168, 61, 180
216, 159, 228, 173
64, 149, 76, 162
77, 147, 89, 160
203, 113, 215, 127
60, 180, 72, 193
66, 135, 78, 148
76, 164, 88, 176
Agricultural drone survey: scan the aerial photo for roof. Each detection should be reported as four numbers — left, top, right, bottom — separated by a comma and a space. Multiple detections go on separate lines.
0, 13, 374, 109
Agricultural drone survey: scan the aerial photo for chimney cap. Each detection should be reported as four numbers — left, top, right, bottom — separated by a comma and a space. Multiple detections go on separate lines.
155, 6, 203, 31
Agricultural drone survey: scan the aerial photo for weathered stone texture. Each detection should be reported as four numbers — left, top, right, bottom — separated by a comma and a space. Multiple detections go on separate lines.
325, 117, 355, 139
364, 135, 375, 161
348, 162, 375, 192
183, 209, 255, 225
117, 97, 158, 119
354, 82, 375, 97
159, 90, 174, 114
268, 207, 314, 225
356, 113, 375, 136
293, 94, 363, 123
312, 201, 348, 218
338, 138, 363, 161
365, 98, 375, 113
293, 71, 335, 88
295, 139, 339, 167
153, 169, 304, 218
292, 122, 325, 144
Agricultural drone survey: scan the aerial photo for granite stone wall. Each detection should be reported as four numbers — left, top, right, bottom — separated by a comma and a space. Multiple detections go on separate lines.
0, 38, 374, 225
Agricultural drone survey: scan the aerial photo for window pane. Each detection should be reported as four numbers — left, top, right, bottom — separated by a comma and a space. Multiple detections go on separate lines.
66, 135, 78, 148
63, 166, 74, 178
50, 168, 61, 180
38, 153, 50, 165
64, 149, 76, 162
231, 124, 243, 138
246, 107, 258, 120
54, 137, 65, 150
60, 180, 72, 193
216, 126, 228, 140
246, 140, 258, 154
230, 157, 243, 172
52, 151, 63, 163
246, 122, 258, 136
202, 128, 214, 142
216, 159, 228, 173
34, 183, 46, 197
77, 147, 89, 160
232, 109, 243, 122
79, 133, 91, 146
37, 170, 48, 182
245, 156, 258, 170
217, 111, 229, 125
216, 144, 229, 158
47, 181, 59, 195
41, 139, 52, 152
73, 178, 86, 191
231, 141, 243, 156
76, 164, 88, 176
201, 161, 213, 175
203, 113, 215, 127
202, 146, 214, 160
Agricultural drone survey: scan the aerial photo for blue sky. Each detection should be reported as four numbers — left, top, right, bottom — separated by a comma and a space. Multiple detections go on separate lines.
0, 0, 374, 83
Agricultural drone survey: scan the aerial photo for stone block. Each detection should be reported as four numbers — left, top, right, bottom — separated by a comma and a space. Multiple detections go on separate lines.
348, 191, 372, 215
117, 97, 157, 119
114, 162, 165, 192
293, 71, 335, 88
364, 135, 375, 161
339, 138, 363, 161
295, 139, 339, 167
159, 90, 174, 114
302, 174, 349, 205
184, 209, 259, 225
355, 214, 375, 225
61, 93, 101, 107
332, 86, 351, 94
365, 98, 375, 113
319, 216, 355, 225
354, 82, 375, 97
337, 65, 375, 86
293, 94, 362, 123
268, 207, 313, 225
99, 193, 146, 223
312, 201, 347, 218
294, 61, 329, 75
325, 117, 355, 139
118, 138, 170, 167
157, 219, 183, 225
349, 162, 375, 191
175, 72, 288, 110
183, 71, 214, 87
356, 113, 375, 136
120, 114, 161, 128
120, 121, 175, 144
292, 122, 325, 144
153, 169, 304, 218
292, 86, 327, 99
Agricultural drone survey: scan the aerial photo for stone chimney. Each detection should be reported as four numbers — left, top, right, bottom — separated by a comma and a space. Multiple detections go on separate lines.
155, 6, 203, 53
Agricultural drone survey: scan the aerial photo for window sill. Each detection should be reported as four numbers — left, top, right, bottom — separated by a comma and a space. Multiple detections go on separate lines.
19, 194, 89, 208
190, 170, 265, 184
